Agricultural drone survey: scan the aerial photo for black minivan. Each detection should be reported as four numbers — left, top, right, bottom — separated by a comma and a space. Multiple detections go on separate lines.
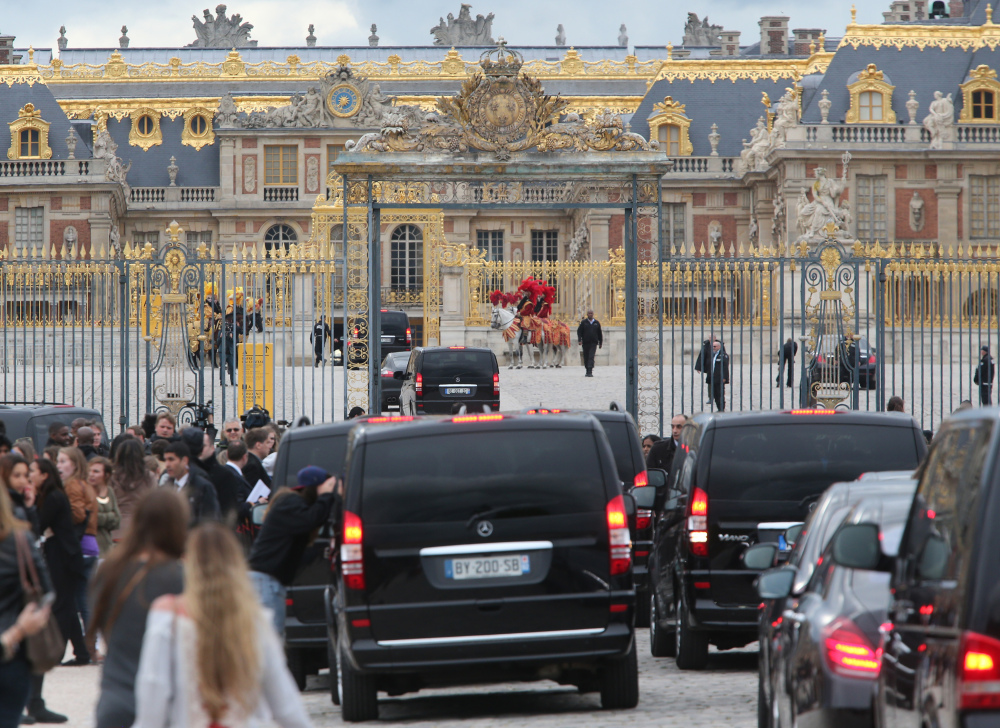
329, 412, 639, 721
832, 408, 1000, 728
648, 410, 927, 669
398, 346, 500, 415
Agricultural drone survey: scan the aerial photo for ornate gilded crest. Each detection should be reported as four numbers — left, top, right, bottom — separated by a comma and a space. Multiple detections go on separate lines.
327, 83, 361, 118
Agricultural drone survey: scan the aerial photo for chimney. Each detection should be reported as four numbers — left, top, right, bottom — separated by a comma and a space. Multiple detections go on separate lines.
759, 16, 789, 55
720, 30, 741, 56
792, 28, 825, 55
0, 33, 14, 65
949, 0, 964, 16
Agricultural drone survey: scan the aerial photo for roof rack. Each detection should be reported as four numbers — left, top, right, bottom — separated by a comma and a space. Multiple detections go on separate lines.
0, 401, 69, 406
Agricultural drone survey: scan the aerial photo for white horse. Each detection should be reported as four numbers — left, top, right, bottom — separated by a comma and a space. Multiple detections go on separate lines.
534, 319, 572, 369
490, 306, 540, 369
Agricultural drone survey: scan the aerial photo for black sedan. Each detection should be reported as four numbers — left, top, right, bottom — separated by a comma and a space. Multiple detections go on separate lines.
806, 335, 877, 392
755, 492, 913, 728
379, 351, 410, 412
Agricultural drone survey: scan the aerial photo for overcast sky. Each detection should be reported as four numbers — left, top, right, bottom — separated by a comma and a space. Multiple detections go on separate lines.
4, 0, 887, 51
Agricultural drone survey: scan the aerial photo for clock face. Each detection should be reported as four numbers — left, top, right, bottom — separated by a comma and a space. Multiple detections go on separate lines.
327, 84, 361, 118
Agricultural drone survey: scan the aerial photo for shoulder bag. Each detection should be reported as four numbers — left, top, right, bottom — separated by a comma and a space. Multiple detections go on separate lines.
15, 530, 65, 673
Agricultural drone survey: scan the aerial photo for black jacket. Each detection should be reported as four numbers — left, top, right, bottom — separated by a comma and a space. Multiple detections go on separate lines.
38, 488, 85, 576
311, 321, 332, 347
646, 438, 678, 473
577, 318, 603, 347
705, 349, 730, 384
7, 487, 40, 537
0, 532, 53, 635
248, 491, 337, 585
167, 468, 220, 526
242, 452, 272, 494
779, 340, 798, 361
200, 456, 253, 522
694, 339, 713, 373
975, 354, 996, 385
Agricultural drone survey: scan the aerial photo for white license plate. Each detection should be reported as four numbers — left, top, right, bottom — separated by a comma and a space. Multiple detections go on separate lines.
445, 554, 530, 580
381, 335, 394, 344
445, 387, 472, 395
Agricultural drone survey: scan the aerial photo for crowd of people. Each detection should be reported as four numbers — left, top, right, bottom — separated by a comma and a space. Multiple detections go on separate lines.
0, 408, 327, 728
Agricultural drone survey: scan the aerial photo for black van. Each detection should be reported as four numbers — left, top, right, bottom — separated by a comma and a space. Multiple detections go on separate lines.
648, 410, 927, 669
832, 408, 1000, 728
345, 310, 412, 367
329, 412, 638, 721
398, 346, 500, 415
0, 404, 108, 451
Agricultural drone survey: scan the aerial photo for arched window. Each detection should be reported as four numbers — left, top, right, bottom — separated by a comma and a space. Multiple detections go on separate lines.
19, 129, 40, 158
390, 224, 423, 290
973, 89, 996, 120
658, 124, 681, 156
263, 223, 296, 255
859, 91, 883, 122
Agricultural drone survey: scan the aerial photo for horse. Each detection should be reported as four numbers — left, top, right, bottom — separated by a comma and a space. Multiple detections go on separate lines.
490, 305, 540, 369
538, 319, 572, 368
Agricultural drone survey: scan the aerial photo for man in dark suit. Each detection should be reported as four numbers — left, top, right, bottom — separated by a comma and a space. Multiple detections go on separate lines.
646, 414, 687, 472
707, 339, 729, 411
576, 309, 603, 378
776, 337, 798, 388
975, 345, 995, 405
242, 426, 275, 493
311, 316, 332, 367
162, 441, 220, 525
199, 439, 255, 522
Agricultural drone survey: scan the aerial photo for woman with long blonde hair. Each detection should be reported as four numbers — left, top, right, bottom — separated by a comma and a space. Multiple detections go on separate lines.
133, 523, 311, 728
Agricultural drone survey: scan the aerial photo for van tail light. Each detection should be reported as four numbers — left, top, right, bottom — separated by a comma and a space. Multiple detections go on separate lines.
636, 508, 653, 530
406, 327, 412, 345
869, 354, 876, 365
415, 372, 423, 397
341, 510, 365, 590
960, 631, 1000, 710
822, 618, 881, 678
606, 495, 632, 576
493, 372, 500, 397
687, 486, 708, 557
633, 470, 648, 488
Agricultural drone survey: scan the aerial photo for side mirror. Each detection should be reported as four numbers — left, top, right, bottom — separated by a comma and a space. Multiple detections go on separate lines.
393, 370, 404, 380
831, 523, 886, 571
646, 468, 668, 488
622, 492, 637, 533
251, 502, 268, 526
630, 485, 657, 510
743, 543, 779, 570
757, 566, 796, 600
784, 524, 804, 548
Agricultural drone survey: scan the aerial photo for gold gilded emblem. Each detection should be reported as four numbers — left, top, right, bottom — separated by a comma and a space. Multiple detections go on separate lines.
327, 83, 361, 118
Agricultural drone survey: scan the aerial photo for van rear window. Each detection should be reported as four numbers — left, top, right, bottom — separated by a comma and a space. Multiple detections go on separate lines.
381, 313, 408, 336
707, 424, 919, 502
361, 430, 606, 524
599, 420, 637, 484
277, 435, 348, 489
421, 350, 494, 379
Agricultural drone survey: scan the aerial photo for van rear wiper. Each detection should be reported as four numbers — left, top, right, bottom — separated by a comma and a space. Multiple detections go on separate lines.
465, 505, 543, 529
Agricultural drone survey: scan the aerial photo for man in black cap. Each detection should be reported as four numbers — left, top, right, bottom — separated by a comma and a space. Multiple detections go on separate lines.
248, 465, 341, 637
975, 344, 995, 406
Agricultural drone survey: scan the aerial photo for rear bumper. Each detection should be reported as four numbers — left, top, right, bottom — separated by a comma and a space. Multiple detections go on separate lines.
284, 616, 327, 652
348, 622, 634, 673
690, 598, 761, 631
415, 399, 501, 414
796, 708, 874, 728
964, 712, 1000, 728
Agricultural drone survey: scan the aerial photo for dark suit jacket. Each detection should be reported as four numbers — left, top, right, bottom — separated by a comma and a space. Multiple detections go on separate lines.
779, 340, 798, 361
200, 456, 252, 521
242, 452, 273, 494
975, 355, 996, 385
705, 350, 730, 384
577, 318, 603, 347
694, 339, 712, 373
646, 438, 678, 473
180, 468, 220, 525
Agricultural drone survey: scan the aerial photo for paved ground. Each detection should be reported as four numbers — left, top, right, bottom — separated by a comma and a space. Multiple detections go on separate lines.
44, 633, 758, 727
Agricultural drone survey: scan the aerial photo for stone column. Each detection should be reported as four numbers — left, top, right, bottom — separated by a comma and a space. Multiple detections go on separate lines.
588, 212, 612, 260
438, 264, 466, 346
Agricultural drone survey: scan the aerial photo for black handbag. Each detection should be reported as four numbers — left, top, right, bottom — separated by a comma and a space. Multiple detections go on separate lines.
15, 531, 65, 673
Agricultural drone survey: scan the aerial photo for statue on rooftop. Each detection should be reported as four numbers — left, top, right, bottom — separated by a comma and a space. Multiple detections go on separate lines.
431, 4, 495, 46
683, 13, 722, 47
189, 4, 256, 48
618, 24, 628, 47
556, 24, 566, 46
796, 162, 852, 242
923, 91, 955, 150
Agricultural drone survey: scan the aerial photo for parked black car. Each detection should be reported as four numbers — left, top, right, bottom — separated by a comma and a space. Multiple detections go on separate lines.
751, 475, 917, 728
379, 352, 410, 412
398, 346, 500, 415
832, 408, 1000, 728
648, 410, 927, 670
328, 412, 638, 721
805, 335, 877, 397
0, 403, 108, 451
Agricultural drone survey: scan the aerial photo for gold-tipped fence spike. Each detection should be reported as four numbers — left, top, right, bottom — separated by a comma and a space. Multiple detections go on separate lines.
211, 241, 219, 259
124, 240, 133, 258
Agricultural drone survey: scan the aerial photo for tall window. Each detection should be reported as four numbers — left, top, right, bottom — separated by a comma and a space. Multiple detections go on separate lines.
390, 224, 423, 290
973, 89, 996, 120
264, 145, 298, 185
14, 207, 44, 253
658, 125, 681, 155
133, 231, 160, 247
476, 229, 504, 261
19, 129, 40, 158
186, 230, 212, 252
859, 91, 883, 122
264, 223, 296, 254
327, 144, 344, 176
970, 175, 1000, 238
856, 175, 887, 242
531, 229, 558, 262
660, 203, 686, 257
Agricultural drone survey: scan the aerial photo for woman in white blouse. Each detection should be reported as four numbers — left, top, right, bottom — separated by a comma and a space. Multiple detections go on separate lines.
132, 523, 312, 728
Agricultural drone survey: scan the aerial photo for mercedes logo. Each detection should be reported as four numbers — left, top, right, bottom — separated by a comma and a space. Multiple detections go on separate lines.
455, 376, 461, 383
476, 520, 494, 537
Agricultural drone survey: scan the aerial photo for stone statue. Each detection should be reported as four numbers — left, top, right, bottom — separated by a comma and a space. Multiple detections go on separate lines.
109, 222, 120, 257
748, 217, 759, 248
770, 88, 798, 148
569, 221, 589, 261
216, 93, 240, 128
738, 117, 771, 173
119, 26, 129, 48
58, 26, 68, 51
306, 156, 320, 192
188, 4, 256, 48
167, 155, 179, 187
772, 190, 786, 248
618, 24, 628, 47
906, 90, 919, 125
65, 130, 77, 159
556, 24, 566, 45
818, 89, 831, 124
430, 4, 495, 46
356, 82, 394, 127
923, 91, 955, 149
306, 24, 316, 47
369, 23, 379, 46
709, 223, 723, 254
683, 13, 722, 46
63, 225, 78, 250
93, 129, 131, 196
909, 191, 925, 232
795, 165, 852, 242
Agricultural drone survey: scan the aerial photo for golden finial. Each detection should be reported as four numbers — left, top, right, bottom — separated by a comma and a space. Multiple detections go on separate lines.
28, 46, 34, 64
809, 38, 816, 55
666, 42, 673, 60
988, 4, 994, 24
851, 5, 857, 23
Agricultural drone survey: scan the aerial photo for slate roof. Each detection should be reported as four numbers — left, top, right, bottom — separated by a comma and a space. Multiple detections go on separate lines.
0, 80, 87, 159
105, 117, 219, 188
